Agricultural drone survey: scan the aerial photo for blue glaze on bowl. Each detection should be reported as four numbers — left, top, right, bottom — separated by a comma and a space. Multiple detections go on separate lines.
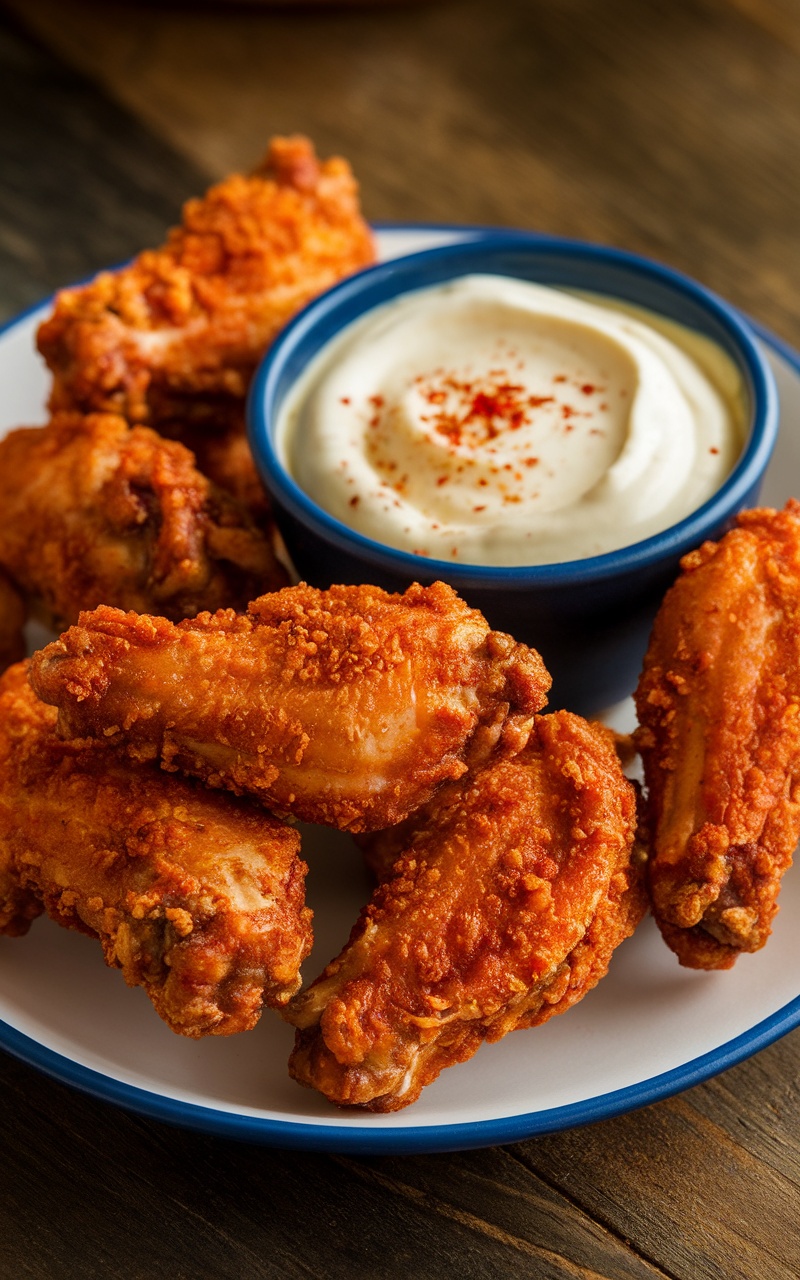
248, 231, 779, 712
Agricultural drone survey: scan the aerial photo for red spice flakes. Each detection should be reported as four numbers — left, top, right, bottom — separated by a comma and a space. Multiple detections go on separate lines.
709, 446, 720, 455
436, 475, 450, 486
553, 374, 567, 383
473, 504, 487, 513
524, 457, 539, 467
414, 367, 555, 447
365, 394, 385, 429
340, 396, 351, 405
580, 383, 597, 395
348, 495, 360, 508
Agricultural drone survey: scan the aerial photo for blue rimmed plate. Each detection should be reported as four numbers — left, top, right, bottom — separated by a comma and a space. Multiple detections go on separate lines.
1, 224, 800, 1155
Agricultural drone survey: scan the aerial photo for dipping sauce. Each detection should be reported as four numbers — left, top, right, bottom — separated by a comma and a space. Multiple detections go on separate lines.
277, 275, 746, 565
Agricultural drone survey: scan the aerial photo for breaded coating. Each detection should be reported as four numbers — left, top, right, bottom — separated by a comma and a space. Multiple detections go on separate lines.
635, 502, 800, 969
0, 842, 42, 938
0, 673, 43, 930
0, 663, 312, 1036
37, 136, 374, 429
29, 581, 550, 833
0, 411, 286, 630
0, 569, 26, 675
286, 712, 643, 1111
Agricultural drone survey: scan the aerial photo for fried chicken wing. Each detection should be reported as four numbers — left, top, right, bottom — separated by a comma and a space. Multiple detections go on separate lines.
0, 411, 286, 630
30, 581, 550, 832
635, 502, 800, 969
0, 691, 43, 931
0, 843, 42, 938
38, 136, 374, 430
286, 712, 644, 1112
0, 663, 312, 1035
0, 569, 26, 674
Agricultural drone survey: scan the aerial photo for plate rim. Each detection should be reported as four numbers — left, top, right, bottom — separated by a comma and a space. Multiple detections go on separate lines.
2, 220, 800, 1154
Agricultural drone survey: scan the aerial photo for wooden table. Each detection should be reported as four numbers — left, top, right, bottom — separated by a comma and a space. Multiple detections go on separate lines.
1, 2, 800, 1275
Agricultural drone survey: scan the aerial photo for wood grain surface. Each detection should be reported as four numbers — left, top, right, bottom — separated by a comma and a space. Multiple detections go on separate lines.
1, 3, 800, 1277
6, 0, 800, 344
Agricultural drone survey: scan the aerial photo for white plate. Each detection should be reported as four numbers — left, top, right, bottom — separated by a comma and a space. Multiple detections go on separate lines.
2, 225, 800, 1154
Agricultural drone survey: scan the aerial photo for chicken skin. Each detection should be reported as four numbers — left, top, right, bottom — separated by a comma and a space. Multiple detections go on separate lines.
635, 502, 800, 970
0, 411, 286, 630
0, 663, 312, 1035
29, 581, 550, 833
38, 136, 374, 431
286, 712, 644, 1112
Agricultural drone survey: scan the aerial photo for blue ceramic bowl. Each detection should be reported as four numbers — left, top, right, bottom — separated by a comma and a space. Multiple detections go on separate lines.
248, 231, 779, 712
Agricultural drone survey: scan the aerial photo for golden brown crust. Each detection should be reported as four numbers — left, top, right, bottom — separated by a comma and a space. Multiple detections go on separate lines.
634, 502, 800, 969
0, 662, 312, 1035
29, 581, 550, 832
0, 411, 286, 629
286, 711, 644, 1111
37, 136, 375, 428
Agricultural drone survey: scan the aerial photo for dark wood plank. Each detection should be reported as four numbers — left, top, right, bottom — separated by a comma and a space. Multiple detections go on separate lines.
7, 0, 800, 344
687, 1031, 800, 1185
0, 1050, 671, 1280
516, 1029, 800, 1280
0, 13, 205, 324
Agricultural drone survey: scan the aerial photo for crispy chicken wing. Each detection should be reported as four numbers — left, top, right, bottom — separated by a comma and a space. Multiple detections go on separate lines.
0, 669, 43, 930
0, 411, 286, 630
286, 712, 644, 1111
30, 581, 550, 832
38, 136, 374, 430
0, 840, 42, 938
635, 502, 800, 969
0, 663, 312, 1035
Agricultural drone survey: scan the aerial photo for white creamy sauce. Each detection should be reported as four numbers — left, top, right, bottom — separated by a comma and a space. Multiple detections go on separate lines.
277, 275, 746, 565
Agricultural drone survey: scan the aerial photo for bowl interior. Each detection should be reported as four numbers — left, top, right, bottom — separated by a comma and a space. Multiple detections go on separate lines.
249, 233, 776, 588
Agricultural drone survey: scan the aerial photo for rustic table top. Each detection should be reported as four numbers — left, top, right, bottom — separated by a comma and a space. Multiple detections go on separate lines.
1, 2, 800, 1276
